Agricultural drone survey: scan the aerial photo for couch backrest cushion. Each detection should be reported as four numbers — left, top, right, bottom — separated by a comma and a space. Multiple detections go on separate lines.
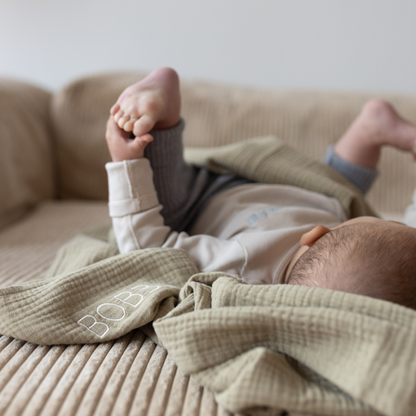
51, 71, 416, 214
51, 72, 147, 201
0, 79, 54, 230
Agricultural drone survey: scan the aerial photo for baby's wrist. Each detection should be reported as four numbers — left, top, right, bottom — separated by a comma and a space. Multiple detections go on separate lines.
108, 141, 147, 161
110, 154, 144, 162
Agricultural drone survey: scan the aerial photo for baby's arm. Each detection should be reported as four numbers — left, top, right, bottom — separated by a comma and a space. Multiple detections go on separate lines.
105, 117, 245, 275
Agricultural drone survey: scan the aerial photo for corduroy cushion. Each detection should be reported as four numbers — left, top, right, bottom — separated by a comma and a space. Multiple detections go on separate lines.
0, 79, 54, 230
51, 71, 416, 214
51, 72, 148, 200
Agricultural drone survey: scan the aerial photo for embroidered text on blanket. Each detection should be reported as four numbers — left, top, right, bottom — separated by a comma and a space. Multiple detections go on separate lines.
77, 284, 160, 338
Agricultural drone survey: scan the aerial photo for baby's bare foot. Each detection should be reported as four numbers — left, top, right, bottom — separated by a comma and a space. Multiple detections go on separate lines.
111, 67, 181, 139
357, 100, 416, 150
335, 99, 416, 169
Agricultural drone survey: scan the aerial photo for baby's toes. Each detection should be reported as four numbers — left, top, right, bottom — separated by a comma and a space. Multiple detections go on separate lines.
123, 117, 138, 132
133, 115, 156, 137
118, 114, 132, 129
114, 109, 124, 123
110, 103, 121, 116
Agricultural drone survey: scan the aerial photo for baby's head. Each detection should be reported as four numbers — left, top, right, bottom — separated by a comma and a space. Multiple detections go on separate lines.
286, 217, 416, 309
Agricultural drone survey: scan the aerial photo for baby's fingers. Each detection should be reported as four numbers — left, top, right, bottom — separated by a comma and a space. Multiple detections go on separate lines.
124, 134, 153, 159
106, 116, 127, 141
131, 134, 153, 148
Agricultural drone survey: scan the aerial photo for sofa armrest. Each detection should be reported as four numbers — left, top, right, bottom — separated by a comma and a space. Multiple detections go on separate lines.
0, 79, 55, 230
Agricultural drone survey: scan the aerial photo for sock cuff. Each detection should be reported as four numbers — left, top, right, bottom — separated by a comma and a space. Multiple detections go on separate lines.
144, 118, 186, 167
324, 146, 379, 195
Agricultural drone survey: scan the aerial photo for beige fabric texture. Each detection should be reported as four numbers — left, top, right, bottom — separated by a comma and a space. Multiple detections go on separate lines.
0, 202, 228, 416
50, 71, 416, 213
4, 229, 416, 416
3, 71, 416, 416
0, 137, 376, 342
0, 140, 393, 416
0, 79, 55, 231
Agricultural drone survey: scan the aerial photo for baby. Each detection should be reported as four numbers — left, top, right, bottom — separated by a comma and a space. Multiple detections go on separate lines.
105, 67, 416, 309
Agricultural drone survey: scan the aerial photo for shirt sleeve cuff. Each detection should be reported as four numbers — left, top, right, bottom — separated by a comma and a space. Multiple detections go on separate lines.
106, 158, 159, 217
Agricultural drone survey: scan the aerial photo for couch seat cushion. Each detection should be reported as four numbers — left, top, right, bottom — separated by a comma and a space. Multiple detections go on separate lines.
0, 200, 111, 287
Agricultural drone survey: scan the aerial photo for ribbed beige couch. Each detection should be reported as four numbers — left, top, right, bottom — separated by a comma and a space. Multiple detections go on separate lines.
1, 71, 416, 416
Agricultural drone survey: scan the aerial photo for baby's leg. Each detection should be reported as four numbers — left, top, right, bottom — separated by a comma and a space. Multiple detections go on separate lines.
144, 119, 202, 231
333, 99, 416, 170
110, 68, 198, 230
110, 68, 241, 232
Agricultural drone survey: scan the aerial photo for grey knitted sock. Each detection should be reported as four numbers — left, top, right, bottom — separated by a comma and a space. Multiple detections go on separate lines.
145, 118, 251, 231
324, 146, 378, 195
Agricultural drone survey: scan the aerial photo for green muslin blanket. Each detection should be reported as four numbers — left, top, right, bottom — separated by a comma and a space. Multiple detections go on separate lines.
1, 137, 415, 416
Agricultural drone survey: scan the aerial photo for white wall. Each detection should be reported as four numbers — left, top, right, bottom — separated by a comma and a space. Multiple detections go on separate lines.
1, 0, 416, 93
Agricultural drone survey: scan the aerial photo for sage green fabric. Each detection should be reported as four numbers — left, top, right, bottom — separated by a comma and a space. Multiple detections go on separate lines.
156, 277, 416, 416
0, 231, 198, 345
184, 136, 378, 219
1, 229, 416, 416
2, 137, 412, 416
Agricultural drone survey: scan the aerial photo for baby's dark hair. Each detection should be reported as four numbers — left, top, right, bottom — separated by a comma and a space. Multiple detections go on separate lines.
287, 222, 416, 309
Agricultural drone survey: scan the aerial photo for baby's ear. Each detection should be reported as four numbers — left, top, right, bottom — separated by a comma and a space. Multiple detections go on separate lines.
300, 225, 330, 247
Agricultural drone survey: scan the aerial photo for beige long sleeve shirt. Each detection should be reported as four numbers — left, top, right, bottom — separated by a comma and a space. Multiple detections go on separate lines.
106, 158, 347, 284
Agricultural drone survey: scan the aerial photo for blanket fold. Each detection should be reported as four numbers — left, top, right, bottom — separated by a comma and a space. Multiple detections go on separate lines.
184, 136, 378, 218
1, 137, 413, 416
155, 277, 416, 416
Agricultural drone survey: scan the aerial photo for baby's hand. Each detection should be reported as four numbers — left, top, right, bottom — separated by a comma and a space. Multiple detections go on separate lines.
106, 116, 153, 162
